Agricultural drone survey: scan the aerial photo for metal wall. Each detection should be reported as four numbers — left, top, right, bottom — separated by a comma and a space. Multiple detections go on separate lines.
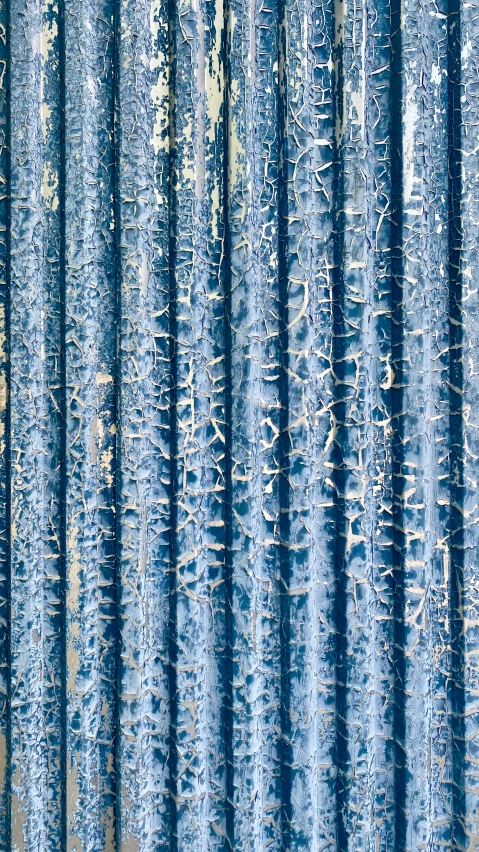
0, 0, 477, 847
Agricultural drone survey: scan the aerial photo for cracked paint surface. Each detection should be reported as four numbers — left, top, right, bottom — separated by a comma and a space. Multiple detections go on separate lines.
0, 0, 478, 848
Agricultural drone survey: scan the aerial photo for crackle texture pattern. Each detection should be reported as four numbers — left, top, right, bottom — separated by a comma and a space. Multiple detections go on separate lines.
0, 0, 478, 848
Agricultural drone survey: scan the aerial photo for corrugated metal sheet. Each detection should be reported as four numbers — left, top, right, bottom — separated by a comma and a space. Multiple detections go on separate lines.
0, 0, 477, 847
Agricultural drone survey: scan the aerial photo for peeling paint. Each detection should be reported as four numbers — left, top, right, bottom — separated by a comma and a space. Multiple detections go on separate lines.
1, 0, 478, 848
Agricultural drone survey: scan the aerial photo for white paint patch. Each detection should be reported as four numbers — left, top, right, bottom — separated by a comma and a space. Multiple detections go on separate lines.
150, 0, 169, 155
404, 75, 419, 203
32, 31, 42, 55
430, 63, 441, 86
140, 251, 149, 299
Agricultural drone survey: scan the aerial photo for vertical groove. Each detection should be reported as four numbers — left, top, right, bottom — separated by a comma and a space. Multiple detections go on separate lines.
455, 0, 479, 843
58, 0, 67, 842
277, 0, 291, 845
447, 0, 464, 844
389, 0, 405, 843
3, 0, 10, 840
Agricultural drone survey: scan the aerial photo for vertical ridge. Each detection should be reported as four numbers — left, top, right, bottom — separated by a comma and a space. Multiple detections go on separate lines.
0, 0, 9, 832
329, 0, 396, 846
115, 0, 173, 839
1, 0, 9, 838
167, 0, 227, 842
225, 0, 283, 843
390, 0, 453, 846
9, 0, 64, 842
279, 0, 338, 845
64, 0, 117, 843
367, 7, 397, 849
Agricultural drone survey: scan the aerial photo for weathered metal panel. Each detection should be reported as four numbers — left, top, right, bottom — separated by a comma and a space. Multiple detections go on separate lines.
0, 0, 477, 848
